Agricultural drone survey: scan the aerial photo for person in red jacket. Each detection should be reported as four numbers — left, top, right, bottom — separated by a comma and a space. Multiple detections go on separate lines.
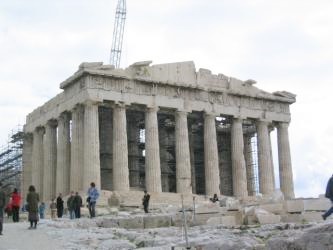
11, 188, 21, 222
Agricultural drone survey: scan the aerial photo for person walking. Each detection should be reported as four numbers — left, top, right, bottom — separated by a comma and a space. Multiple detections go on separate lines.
11, 188, 21, 222
87, 182, 99, 218
73, 192, 82, 219
50, 198, 57, 219
67, 191, 75, 219
56, 193, 64, 218
26, 185, 39, 229
0, 182, 7, 235
142, 190, 150, 213
322, 174, 333, 220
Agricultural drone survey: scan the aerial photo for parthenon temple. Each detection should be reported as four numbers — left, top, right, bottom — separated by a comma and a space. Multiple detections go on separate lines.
22, 61, 296, 202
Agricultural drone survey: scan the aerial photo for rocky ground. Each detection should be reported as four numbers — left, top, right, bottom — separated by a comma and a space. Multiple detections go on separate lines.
1, 213, 332, 250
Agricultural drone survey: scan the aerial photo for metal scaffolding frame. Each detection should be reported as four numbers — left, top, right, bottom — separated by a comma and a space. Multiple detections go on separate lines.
0, 125, 23, 191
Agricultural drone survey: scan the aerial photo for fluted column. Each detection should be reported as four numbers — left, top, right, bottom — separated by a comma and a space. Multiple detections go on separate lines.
145, 107, 162, 192
112, 104, 130, 191
256, 120, 274, 195
268, 127, 276, 189
56, 112, 71, 195
204, 113, 220, 195
70, 104, 84, 192
244, 134, 256, 196
43, 120, 57, 201
83, 101, 101, 189
32, 127, 44, 198
231, 118, 248, 197
277, 122, 295, 199
175, 111, 192, 194
22, 133, 33, 199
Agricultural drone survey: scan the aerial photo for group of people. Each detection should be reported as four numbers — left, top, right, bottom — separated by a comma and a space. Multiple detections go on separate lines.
0, 181, 101, 235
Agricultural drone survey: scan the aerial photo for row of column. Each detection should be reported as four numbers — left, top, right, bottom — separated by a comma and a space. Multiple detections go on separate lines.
23, 101, 295, 201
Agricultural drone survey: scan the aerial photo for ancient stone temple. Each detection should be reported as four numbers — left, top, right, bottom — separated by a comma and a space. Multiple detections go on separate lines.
22, 61, 296, 202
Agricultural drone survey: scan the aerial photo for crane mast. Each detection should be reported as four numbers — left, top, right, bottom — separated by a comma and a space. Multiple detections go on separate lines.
110, 0, 126, 68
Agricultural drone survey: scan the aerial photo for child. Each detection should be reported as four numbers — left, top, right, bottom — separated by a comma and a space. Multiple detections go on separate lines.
38, 202, 46, 219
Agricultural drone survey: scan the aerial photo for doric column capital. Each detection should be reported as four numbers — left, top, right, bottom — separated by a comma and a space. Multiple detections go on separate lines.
256, 119, 272, 126
146, 105, 159, 112
277, 121, 290, 129
46, 119, 58, 128
35, 126, 45, 135
83, 100, 101, 107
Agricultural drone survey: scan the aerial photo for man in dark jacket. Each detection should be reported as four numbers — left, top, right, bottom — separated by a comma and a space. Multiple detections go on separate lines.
0, 182, 7, 235
322, 174, 333, 220
56, 193, 64, 218
73, 192, 82, 219
142, 190, 150, 213
67, 191, 75, 219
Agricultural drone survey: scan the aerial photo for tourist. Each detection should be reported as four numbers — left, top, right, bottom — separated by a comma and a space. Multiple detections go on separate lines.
322, 174, 333, 220
209, 193, 219, 203
50, 198, 57, 219
0, 182, 7, 235
67, 191, 75, 219
38, 202, 46, 219
87, 182, 99, 218
11, 188, 21, 222
5, 199, 12, 218
142, 190, 150, 213
56, 193, 64, 218
73, 192, 83, 219
26, 185, 39, 229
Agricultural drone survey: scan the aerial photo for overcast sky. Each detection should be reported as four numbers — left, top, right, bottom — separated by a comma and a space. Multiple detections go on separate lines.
1, 0, 332, 198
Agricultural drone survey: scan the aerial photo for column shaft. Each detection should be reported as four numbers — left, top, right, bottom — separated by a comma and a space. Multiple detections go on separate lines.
277, 122, 295, 199
257, 120, 274, 195
175, 111, 192, 194
112, 104, 130, 191
56, 112, 71, 195
204, 113, 220, 195
43, 121, 57, 201
83, 102, 101, 190
22, 133, 33, 199
70, 105, 84, 192
145, 107, 162, 192
32, 127, 44, 198
231, 118, 248, 197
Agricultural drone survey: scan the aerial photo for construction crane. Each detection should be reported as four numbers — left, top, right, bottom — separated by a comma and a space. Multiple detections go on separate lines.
109, 0, 126, 68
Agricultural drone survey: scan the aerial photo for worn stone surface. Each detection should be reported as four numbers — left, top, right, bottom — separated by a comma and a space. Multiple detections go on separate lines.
143, 215, 172, 228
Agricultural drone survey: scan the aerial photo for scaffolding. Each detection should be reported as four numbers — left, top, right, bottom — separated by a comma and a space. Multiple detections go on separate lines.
0, 125, 23, 191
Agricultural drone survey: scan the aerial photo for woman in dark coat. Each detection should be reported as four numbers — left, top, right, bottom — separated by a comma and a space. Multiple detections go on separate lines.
26, 185, 39, 229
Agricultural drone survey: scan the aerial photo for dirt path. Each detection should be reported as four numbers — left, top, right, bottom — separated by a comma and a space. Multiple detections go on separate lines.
0, 221, 62, 250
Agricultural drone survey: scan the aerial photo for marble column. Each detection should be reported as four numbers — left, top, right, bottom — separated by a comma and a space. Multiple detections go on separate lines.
43, 120, 57, 201
204, 113, 220, 195
83, 101, 101, 190
189, 125, 196, 194
256, 120, 274, 195
175, 111, 192, 194
268, 128, 276, 189
56, 112, 71, 195
145, 107, 162, 192
32, 127, 44, 198
70, 104, 84, 192
231, 118, 248, 197
22, 133, 33, 199
112, 104, 130, 191
244, 134, 256, 196
277, 122, 295, 199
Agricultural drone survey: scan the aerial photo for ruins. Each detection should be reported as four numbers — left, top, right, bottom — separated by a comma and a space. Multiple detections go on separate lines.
22, 61, 296, 202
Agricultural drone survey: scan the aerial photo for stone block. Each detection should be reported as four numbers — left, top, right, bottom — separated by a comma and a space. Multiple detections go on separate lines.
302, 212, 324, 222
280, 214, 303, 223
195, 203, 220, 214
225, 211, 243, 225
109, 192, 121, 207
99, 218, 119, 228
221, 215, 237, 226
171, 212, 193, 226
257, 214, 281, 224
118, 216, 144, 229
244, 215, 258, 225
143, 215, 172, 228
303, 198, 331, 211
206, 216, 221, 225
284, 200, 304, 213
259, 203, 284, 214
